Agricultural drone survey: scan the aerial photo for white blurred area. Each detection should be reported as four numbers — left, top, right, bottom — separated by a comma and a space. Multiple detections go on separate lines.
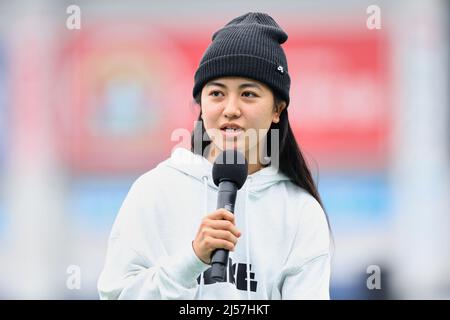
0, 0, 448, 299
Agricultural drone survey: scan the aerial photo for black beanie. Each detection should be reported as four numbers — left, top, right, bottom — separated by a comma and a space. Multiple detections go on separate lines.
193, 12, 291, 106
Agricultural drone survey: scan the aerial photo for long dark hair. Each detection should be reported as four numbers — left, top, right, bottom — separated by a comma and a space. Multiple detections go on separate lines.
190, 93, 332, 232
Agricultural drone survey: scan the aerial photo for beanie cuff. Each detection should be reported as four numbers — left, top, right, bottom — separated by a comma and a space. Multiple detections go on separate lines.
193, 54, 290, 106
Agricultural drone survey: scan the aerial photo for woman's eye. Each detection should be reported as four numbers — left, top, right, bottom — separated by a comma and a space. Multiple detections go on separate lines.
242, 91, 258, 98
209, 91, 223, 97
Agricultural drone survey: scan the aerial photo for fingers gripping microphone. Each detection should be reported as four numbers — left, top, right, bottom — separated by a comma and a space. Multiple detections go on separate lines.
211, 149, 248, 282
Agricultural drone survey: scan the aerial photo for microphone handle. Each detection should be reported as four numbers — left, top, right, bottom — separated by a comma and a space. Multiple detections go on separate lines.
210, 180, 237, 282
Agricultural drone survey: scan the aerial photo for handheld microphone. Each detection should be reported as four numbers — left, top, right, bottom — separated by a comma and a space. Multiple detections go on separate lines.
210, 149, 248, 282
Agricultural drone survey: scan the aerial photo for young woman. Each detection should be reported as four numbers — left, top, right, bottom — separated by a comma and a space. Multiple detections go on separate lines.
98, 12, 332, 300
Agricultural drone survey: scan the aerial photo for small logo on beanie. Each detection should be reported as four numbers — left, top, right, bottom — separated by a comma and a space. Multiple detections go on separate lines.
277, 65, 284, 74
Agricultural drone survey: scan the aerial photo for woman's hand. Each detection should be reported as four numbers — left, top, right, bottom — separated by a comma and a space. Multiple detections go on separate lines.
192, 208, 242, 264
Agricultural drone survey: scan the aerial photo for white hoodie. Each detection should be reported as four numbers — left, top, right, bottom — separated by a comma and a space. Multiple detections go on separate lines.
97, 147, 331, 300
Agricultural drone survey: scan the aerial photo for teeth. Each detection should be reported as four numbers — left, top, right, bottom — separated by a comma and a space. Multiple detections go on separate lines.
225, 128, 240, 132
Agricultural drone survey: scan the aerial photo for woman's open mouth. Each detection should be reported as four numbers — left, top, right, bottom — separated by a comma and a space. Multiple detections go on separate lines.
220, 127, 244, 138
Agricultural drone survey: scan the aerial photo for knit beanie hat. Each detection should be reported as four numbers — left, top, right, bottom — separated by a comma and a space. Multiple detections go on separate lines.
192, 12, 291, 106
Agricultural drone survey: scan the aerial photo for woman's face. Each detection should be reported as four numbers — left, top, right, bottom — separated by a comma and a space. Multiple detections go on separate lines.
200, 76, 284, 165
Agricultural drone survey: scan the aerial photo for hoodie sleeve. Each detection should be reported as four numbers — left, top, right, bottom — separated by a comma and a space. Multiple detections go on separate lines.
97, 174, 210, 300
279, 197, 331, 300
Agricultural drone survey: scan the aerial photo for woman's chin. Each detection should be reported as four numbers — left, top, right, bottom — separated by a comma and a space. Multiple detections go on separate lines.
211, 140, 243, 153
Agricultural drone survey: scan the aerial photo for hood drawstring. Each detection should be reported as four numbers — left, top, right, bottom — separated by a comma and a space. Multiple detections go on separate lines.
244, 176, 252, 300
198, 175, 209, 300
199, 174, 253, 300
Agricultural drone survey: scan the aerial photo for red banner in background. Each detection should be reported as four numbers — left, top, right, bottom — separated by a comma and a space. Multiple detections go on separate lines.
286, 30, 390, 169
54, 21, 390, 174
54, 23, 197, 174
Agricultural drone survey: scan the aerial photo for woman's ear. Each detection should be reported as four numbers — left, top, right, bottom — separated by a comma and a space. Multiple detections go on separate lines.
273, 101, 287, 123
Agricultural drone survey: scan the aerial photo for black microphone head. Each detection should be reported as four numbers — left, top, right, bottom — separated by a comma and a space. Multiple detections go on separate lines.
212, 149, 248, 189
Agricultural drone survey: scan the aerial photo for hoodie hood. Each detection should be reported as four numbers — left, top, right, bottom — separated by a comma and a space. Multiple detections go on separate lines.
163, 147, 291, 198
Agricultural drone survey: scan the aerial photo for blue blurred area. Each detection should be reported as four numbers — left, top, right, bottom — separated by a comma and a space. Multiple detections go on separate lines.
67, 176, 137, 233
0, 200, 6, 238
320, 171, 391, 228
331, 268, 393, 300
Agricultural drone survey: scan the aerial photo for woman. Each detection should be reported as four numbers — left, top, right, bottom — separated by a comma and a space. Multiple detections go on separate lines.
98, 12, 332, 300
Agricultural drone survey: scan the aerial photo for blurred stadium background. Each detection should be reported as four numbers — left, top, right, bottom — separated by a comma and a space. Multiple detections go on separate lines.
0, 0, 449, 299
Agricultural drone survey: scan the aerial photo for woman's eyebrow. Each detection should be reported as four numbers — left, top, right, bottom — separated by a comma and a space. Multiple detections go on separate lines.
205, 82, 262, 90
205, 82, 227, 88
238, 83, 262, 90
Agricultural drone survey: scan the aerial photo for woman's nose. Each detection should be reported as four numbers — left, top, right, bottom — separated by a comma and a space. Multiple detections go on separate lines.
223, 97, 241, 118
